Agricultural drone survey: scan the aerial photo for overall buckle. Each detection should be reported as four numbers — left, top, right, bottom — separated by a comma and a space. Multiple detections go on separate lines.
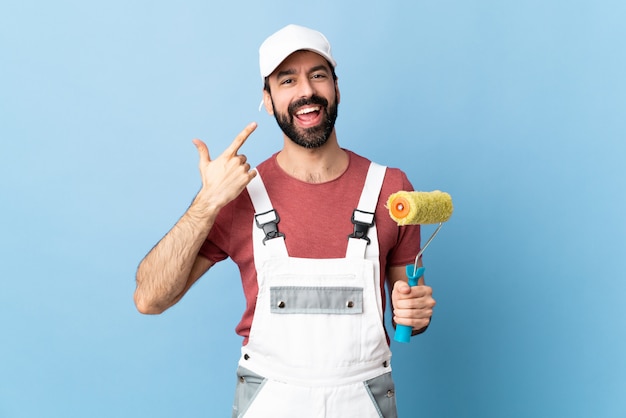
255, 209, 285, 245
348, 209, 375, 245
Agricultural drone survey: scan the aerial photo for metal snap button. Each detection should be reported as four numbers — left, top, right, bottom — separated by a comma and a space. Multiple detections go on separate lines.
383, 360, 389, 367
386, 390, 395, 398
239, 376, 245, 383
346, 301, 354, 308
243, 353, 250, 360
277, 301, 285, 308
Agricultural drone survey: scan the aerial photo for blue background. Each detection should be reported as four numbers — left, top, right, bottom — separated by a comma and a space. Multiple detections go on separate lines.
1, 1, 625, 417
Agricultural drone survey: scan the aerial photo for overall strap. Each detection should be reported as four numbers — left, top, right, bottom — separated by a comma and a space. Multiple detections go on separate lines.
247, 172, 288, 258
346, 162, 387, 259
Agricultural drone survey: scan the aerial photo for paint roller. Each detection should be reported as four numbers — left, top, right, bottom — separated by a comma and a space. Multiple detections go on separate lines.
387, 190, 453, 343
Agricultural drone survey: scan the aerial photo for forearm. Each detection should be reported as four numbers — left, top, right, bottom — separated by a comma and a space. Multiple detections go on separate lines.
134, 196, 218, 314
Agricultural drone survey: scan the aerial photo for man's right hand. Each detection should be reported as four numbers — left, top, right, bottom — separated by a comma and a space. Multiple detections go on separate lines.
192, 122, 258, 211
134, 122, 258, 314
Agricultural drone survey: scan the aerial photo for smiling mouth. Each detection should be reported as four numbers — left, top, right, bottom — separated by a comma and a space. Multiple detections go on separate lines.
294, 106, 322, 125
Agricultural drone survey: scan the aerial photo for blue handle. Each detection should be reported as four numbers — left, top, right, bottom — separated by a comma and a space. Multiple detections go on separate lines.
394, 265, 425, 343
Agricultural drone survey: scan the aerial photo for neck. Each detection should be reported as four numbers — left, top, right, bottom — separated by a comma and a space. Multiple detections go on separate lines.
276, 131, 348, 183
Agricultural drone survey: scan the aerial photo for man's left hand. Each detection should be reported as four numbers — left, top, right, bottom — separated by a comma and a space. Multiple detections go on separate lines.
391, 280, 436, 334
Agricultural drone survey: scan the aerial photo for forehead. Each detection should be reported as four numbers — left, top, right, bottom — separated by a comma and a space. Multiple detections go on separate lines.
272, 50, 332, 76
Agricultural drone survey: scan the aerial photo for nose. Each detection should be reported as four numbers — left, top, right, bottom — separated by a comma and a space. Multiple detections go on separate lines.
297, 77, 315, 98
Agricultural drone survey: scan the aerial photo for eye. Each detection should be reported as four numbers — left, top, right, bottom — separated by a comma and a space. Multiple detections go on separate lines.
280, 78, 294, 85
311, 73, 327, 80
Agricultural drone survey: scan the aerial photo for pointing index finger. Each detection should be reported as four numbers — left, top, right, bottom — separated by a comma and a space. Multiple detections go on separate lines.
225, 122, 257, 156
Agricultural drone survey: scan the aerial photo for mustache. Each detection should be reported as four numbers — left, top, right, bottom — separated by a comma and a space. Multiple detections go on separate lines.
288, 95, 329, 115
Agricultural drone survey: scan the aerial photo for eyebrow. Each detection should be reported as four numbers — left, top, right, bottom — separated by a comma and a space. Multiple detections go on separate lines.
276, 68, 297, 79
276, 65, 330, 79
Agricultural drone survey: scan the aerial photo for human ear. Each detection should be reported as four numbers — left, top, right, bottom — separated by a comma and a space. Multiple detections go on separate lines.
263, 90, 274, 115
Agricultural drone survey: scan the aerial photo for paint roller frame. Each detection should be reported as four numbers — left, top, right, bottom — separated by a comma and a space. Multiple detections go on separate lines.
387, 190, 453, 343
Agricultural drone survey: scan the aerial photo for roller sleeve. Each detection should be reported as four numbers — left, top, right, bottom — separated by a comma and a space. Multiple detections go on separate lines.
387, 191, 453, 226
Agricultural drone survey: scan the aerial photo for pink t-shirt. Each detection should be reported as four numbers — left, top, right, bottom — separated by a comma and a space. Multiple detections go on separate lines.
199, 150, 421, 344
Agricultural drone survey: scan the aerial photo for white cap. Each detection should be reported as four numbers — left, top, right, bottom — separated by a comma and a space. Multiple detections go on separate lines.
259, 24, 336, 79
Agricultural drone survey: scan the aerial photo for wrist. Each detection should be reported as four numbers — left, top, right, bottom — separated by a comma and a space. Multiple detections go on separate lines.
185, 192, 222, 227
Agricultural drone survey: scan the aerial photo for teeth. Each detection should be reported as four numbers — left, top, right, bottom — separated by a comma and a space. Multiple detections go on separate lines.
296, 106, 320, 115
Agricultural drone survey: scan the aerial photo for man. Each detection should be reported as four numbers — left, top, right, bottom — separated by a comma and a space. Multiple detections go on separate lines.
135, 24, 435, 418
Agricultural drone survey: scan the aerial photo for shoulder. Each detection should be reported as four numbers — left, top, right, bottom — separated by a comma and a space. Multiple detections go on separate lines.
384, 166, 414, 191
344, 149, 414, 191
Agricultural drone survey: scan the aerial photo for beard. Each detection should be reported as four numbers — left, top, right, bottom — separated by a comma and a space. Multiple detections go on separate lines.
272, 94, 339, 149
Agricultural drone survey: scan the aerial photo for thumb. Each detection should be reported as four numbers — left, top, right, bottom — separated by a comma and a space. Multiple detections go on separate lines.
393, 280, 412, 295
192, 139, 211, 162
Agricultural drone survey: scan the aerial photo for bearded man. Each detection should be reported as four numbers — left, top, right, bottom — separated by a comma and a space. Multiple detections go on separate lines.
134, 24, 435, 418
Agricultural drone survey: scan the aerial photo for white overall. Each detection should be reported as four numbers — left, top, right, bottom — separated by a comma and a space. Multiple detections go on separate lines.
233, 163, 397, 418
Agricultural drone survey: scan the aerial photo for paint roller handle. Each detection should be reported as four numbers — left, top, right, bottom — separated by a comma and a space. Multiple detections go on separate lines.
393, 264, 426, 343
